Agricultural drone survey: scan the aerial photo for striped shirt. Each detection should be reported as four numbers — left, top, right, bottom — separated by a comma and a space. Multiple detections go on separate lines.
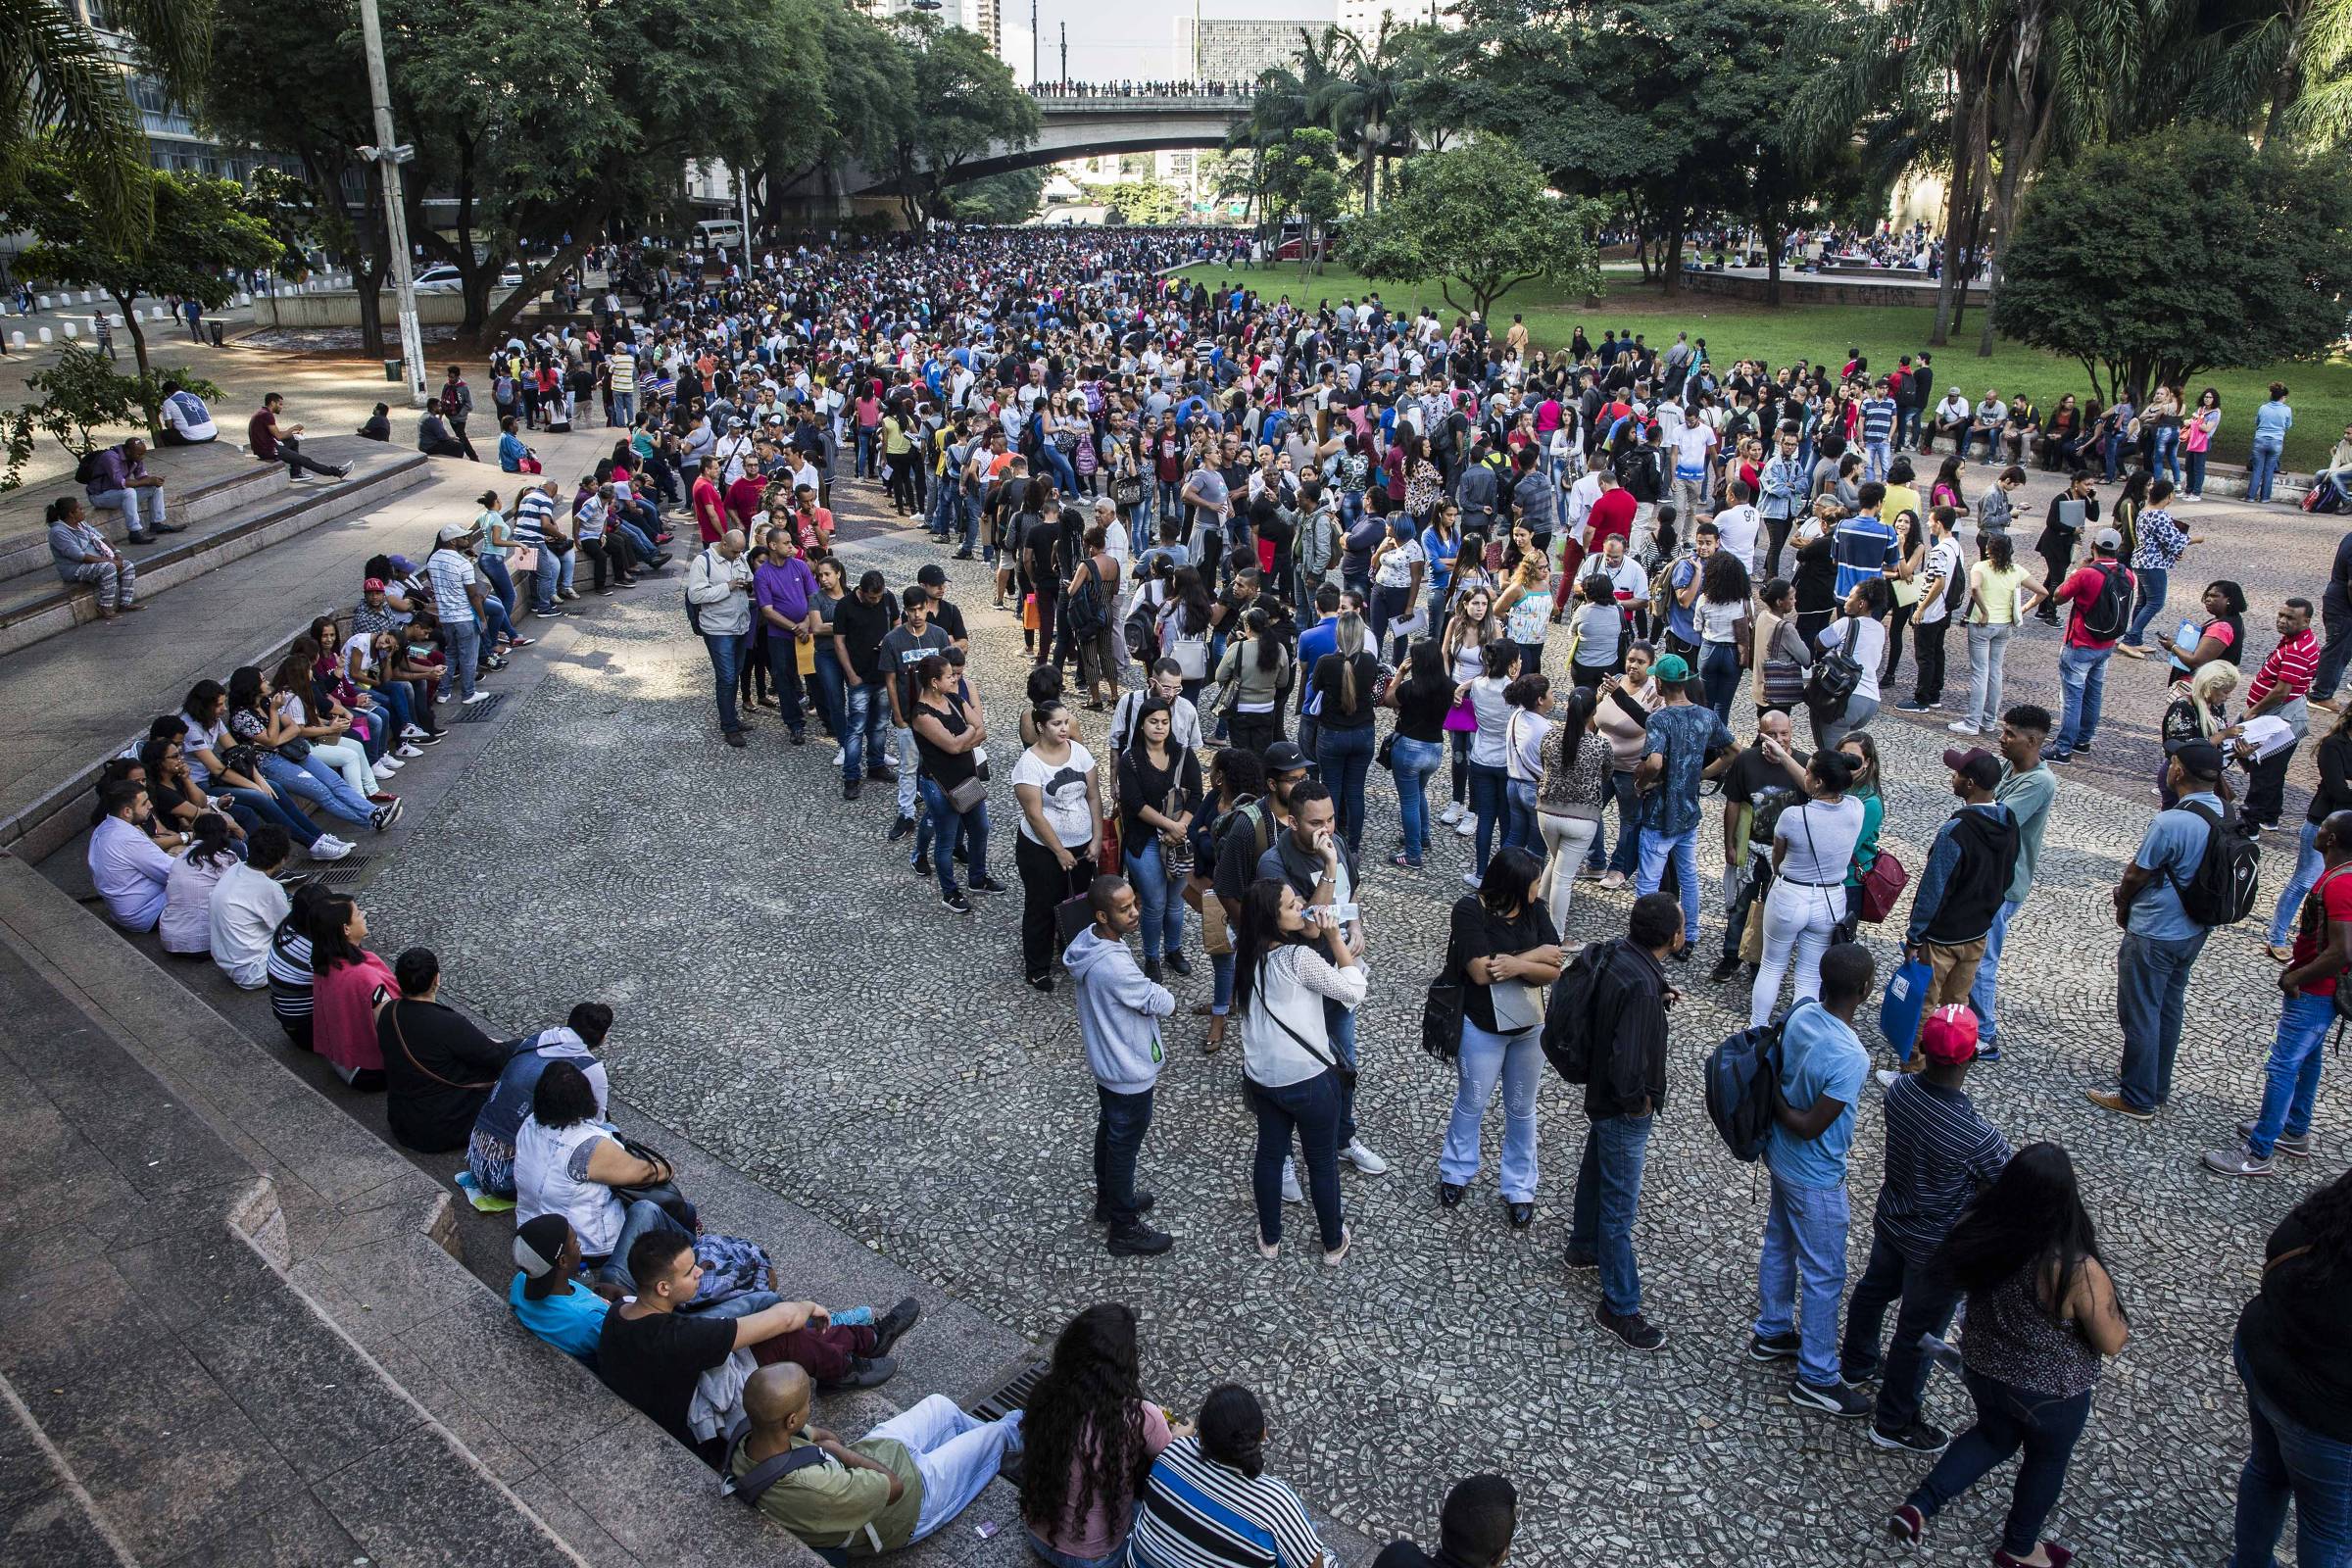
1832, 513, 1898, 598
1126, 1437, 1325, 1568
2248, 627, 2320, 711
424, 547, 479, 621
1860, 396, 1897, 444
610, 352, 635, 393
268, 921, 315, 1034
1873, 1075, 2010, 1266
513, 490, 558, 547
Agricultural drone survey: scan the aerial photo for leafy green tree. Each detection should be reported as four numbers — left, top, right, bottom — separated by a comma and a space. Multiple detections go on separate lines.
1, 346, 222, 487
8, 147, 280, 378
947, 169, 1045, 224
1339, 140, 1601, 317
1258, 126, 1346, 274
891, 22, 1040, 224
1092, 176, 1185, 226
1992, 126, 2352, 405
0, 0, 210, 242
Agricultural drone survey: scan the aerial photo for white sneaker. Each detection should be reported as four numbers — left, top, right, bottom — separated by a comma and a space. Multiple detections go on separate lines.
1454, 814, 1476, 838
1439, 802, 1464, 824
1281, 1159, 1303, 1204
374, 757, 401, 774
463, 691, 492, 706
1343, 1139, 1389, 1175
832, 748, 846, 766
395, 743, 423, 760
309, 836, 354, 860
1945, 720, 1980, 735
1462, 870, 1482, 889
400, 724, 429, 740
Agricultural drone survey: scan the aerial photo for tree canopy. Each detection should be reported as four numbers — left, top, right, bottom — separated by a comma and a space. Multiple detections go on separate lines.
1340, 139, 1601, 317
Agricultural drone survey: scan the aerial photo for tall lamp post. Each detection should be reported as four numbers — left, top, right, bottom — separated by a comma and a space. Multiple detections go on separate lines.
356, 0, 425, 407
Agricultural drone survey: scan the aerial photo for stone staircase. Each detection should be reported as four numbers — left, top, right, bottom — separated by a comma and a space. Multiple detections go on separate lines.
0, 436, 430, 658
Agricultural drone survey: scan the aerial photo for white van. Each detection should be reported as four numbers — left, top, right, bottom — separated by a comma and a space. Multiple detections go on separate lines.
694, 219, 745, 253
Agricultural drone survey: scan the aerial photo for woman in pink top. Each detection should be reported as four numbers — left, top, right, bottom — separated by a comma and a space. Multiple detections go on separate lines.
310, 892, 395, 1090
1019, 1304, 1184, 1568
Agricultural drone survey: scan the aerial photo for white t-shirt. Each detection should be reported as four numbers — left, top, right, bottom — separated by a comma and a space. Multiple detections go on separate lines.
1774, 795, 1867, 885
160, 853, 231, 955
1914, 537, 1966, 625
1673, 424, 1716, 476
208, 861, 290, 989
1713, 504, 1762, 572
1469, 676, 1514, 768
1815, 616, 1888, 705
1697, 597, 1746, 645
1505, 708, 1552, 782
1011, 742, 1097, 847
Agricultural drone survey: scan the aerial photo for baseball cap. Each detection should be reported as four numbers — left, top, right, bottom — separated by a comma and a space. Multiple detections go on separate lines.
1941, 746, 2001, 791
362, 577, 386, 593
1652, 653, 1691, 683
435, 521, 473, 544
514, 1213, 572, 1300
2092, 527, 2123, 553
1261, 740, 1310, 775
2174, 739, 2226, 781
915, 563, 948, 588
1919, 1004, 1980, 1065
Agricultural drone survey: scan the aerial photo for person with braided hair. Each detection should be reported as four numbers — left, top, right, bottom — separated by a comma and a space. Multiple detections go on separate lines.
1019, 1304, 1184, 1568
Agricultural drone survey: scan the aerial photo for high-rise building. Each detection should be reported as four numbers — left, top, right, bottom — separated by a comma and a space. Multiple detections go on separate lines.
1336, 0, 1450, 45
1175, 15, 1333, 81
73, 0, 296, 183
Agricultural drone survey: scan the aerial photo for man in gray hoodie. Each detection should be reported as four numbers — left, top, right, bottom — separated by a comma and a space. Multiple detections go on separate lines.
1065, 876, 1176, 1256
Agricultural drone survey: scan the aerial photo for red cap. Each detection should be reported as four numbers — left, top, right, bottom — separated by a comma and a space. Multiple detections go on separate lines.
363, 577, 386, 592
1919, 1004, 1981, 1065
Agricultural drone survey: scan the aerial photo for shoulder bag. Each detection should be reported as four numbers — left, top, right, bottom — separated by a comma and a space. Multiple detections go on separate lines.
1420, 926, 1465, 1060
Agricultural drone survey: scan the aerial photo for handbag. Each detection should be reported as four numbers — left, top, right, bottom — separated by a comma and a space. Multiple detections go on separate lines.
510, 544, 540, 574
612, 1134, 699, 1229
947, 775, 987, 813
1443, 692, 1478, 732
1856, 846, 1908, 923
795, 634, 816, 675
1492, 977, 1544, 1033
1110, 475, 1144, 508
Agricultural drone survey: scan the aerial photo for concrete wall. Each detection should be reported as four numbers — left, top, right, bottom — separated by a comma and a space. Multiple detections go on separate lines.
1679, 270, 1982, 310
261, 288, 514, 329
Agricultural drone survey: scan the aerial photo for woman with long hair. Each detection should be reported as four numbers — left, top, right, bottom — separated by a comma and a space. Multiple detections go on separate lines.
2226, 1169, 2352, 1566
1500, 673, 1553, 858
1929, 454, 1969, 514
224, 664, 390, 834
1157, 567, 1216, 709
1879, 510, 1925, 690
1367, 514, 1427, 662
271, 642, 393, 807
1012, 699, 1103, 993
1889, 1144, 2129, 1567
908, 654, 1002, 913
2158, 661, 2239, 808
1535, 684, 1609, 915
1463, 638, 1521, 888
1495, 537, 1554, 678
1382, 638, 1454, 870
1695, 548, 1752, 724
1436, 846, 1564, 1227
1439, 585, 1502, 829
1835, 731, 1886, 945
158, 811, 238, 956
1748, 750, 1866, 1026
1587, 643, 1659, 887
2182, 387, 2223, 500
1116, 697, 1202, 984
1128, 1385, 1328, 1568
1954, 533, 2047, 737
1214, 606, 1292, 760
1311, 611, 1381, 858
1020, 1303, 1183, 1568
1233, 878, 1365, 1263
309, 893, 396, 1089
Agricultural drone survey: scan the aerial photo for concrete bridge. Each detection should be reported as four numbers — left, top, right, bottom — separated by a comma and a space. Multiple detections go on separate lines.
791, 92, 1252, 203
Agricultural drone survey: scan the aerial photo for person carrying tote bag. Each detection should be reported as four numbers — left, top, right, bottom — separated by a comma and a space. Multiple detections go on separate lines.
1435, 847, 1566, 1229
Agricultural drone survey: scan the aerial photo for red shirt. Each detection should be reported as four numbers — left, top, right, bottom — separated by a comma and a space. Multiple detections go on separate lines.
2249, 628, 2320, 711
692, 477, 726, 543
2056, 561, 2132, 649
247, 410, 280, 462
1586, 488, 1638, 550
2293, 863, 2352, 997
723, 475, 765, 522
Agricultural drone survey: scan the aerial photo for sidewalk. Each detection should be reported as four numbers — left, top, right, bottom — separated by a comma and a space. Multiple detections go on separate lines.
0, 423, 627, 850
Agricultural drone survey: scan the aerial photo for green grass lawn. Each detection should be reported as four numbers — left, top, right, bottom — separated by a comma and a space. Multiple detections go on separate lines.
1175, 265, 2352, 474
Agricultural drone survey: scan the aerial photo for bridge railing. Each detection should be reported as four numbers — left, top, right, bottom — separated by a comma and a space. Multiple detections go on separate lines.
1027, 86, 1255, 109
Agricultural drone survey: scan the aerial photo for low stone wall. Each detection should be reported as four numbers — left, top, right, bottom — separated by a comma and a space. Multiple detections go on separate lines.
261, 287, 514, 329
1680, 270, 1982, 310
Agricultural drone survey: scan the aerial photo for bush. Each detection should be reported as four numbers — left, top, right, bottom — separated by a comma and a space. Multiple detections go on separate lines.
0, 346, 222, 491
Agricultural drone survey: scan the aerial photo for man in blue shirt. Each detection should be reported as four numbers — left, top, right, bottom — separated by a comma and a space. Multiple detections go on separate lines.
1634, 655, 1735, 948
1859, 381, 1898, 483
1752, 942, 1875, 1416
1832, 482, 1898, 599
512, 1213, 615, 1362
2091, 740, 2228, 1119
1293, 585, 1348, 771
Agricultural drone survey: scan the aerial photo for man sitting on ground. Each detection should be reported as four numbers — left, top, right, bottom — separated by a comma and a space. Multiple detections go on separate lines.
88, 778, 177, 931
249, 392, 353, 481
512, 1212, 622, 1363
377, 947, 516, 1152
1373, 1473, 1519, 1568
207, 823, 292, 988
725, 1361, 1025, 1556
158, 380, 218, 446
469, 1002, 615, 1197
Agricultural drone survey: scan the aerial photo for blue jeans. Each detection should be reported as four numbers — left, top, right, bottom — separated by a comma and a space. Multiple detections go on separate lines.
702, 632, 745, 734
2247, 992, 2334, 1157
1699, 641, 1740, 722
1094, 1084, 1154, 1228
1752, 1171, 1851, 1389
1467, 761, 1509, 877
841, 680, 889, 783
220, 783, 324, 849
480, 555, 518, 618
1503, 777, 1540, 856
2186, 448, 2210, 498
1389, 736, 1445, 860
1155, 478, 1181, 527
593, 1199, 693, 1290
611, 391, 634, 428
2054, 640, 2112, 751
1440, 1017, 1543, 1200
2251, 440, 2285, 502
918, 778, 989, 895
1123, 839, 1186, 958
1210, 950, 1235, 1016
1588, 770, 1642, 874
1865, 439, 1890, 483
2154, 426, 2181, 486
1569, 1114, 1652, 1315
810, 645, 846, 741
1908, 1368, 2094, 1558
2232, 1334, 2352, 1568
2116, 927, 2209, 1110
1838, 1224, 1960, 1432
1250, 1070, 1346, 1250
1967, 899, 2021, 1045
855, 424, 878, 478
1317, 724, 1376, 858
438, 616, 481, 701
259, 752, 372, 828
2123, 566, 2169, 648
2268, 819, 2324, 947
1638, 822, 1702, 943
867, 1396, 1025, 1544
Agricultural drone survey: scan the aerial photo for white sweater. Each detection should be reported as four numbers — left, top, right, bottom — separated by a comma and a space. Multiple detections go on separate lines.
1241, 943, 1370, 1089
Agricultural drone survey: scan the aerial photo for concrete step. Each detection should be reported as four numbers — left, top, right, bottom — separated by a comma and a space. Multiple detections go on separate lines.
0, 439, 431, 657
0, 463, 292, 588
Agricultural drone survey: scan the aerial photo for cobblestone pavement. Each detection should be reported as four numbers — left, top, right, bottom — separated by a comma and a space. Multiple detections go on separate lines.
361, 475, 2341, 1567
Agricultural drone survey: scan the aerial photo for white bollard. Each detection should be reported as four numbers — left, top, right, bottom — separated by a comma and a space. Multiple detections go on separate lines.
38, 327, 51, 343
8, 332, 20, 351
61, 321, 75, 338
35, 296, 48, 310
236, 293, 250, 306
80, 290, 92, 303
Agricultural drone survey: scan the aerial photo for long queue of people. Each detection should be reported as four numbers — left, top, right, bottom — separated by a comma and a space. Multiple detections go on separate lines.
73, 225, 2352, 1567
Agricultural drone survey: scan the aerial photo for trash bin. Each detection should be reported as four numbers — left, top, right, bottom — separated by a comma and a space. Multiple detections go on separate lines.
384, 358, 403, 382
206, 319, 224, 347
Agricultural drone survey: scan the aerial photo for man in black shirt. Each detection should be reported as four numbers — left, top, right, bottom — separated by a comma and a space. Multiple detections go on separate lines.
1371, 1473, 1518, 1568
913, 563, 968, 651
377, 947, 514, 1152
878, 586, 956, 841
1567, 893, 1681, 1351
831, 569, 898, 799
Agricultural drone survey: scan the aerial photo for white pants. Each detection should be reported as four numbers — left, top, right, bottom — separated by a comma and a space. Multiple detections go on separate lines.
1538, 812, 1600, 921
308, 736, 378, 798
863, 1394, 1024, 1544
1749, 876, 1845, 1026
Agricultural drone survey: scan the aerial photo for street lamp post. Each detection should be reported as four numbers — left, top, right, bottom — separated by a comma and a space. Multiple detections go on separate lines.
356, 0, 426, 407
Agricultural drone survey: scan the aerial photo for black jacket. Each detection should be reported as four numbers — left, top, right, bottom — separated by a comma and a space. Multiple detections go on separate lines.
1586, 937, 1670, 1120
1917, 805, 2020, 947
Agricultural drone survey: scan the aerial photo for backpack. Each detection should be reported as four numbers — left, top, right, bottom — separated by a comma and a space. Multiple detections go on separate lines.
2075, 561, 2132, 642
1803, 615, 1864, 717
2170, 799, 2260, 927
721, 1438, 851, 1566
1540, 941, 1608, 1085
1213, 797, 1275, 883
1067, 559, 1109, 638
74, 445, 111, 485
1704, 1014, 1788, 1163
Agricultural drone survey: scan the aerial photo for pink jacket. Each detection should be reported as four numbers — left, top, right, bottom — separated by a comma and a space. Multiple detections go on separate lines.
315, 951, 396, 1077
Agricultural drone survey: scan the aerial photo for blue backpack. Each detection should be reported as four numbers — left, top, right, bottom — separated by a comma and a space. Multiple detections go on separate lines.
1703, 1015, 1787, 1162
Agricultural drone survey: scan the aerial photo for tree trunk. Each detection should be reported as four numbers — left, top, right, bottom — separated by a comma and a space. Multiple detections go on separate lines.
112, 290, 151, 391
1658, 216, 1688, 295
1977, 3, 2047, 358
480, 227, 599, 346
1932, 67, 1986, 347
1762, 213, 1784, 307
2260, 11, 2304, 150
352, 165, 390, 359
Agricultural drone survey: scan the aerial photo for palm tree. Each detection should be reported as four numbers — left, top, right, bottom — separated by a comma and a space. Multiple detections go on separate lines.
2176, 0, 2352, 148
1310, 18, 1417, 213
0, 0, 213, 240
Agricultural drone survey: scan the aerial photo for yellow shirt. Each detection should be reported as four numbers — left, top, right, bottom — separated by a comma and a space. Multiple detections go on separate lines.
1880, 482, 1922, 528
1971, 562, 2026, 625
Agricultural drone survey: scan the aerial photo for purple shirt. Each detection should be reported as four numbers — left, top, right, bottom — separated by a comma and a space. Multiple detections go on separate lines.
85, 446, 140, 497
754, 557, 818, 624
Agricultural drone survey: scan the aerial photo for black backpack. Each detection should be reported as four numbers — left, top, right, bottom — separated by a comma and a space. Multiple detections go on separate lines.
1803, 615, 1864, 718
2170, 799, 2260, 926
2075, 562, 2132, 642
721, 1438, 850, 1566
1540, 942, 1608, 1085
74, 445, 112, 485
1704, 1013, 1788, 1163
1066, 559, 1109, 638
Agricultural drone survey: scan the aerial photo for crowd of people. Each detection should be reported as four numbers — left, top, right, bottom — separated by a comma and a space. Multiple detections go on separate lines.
67, 223, 2352, 1567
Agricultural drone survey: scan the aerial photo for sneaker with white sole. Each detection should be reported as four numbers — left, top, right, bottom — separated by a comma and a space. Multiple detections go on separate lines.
1946, 719, 1981, 735
2201, 1142, 2277, 1178
1462, 870, 1483, 890
832, 748, 846, 766
1281, 1159, 1303, 1204
1454, 814, 1476, 837
308, 836, 354, 861
1439, 802, 1464, 824
1789, 1378, 1874, 1418
463, 691, 493, 706
400, 724, 429, 740
2238, 1119, 2312, 1157
374, 757, 401, 774
1343, 1139, 1389, 1175
395, 743, 423, 760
